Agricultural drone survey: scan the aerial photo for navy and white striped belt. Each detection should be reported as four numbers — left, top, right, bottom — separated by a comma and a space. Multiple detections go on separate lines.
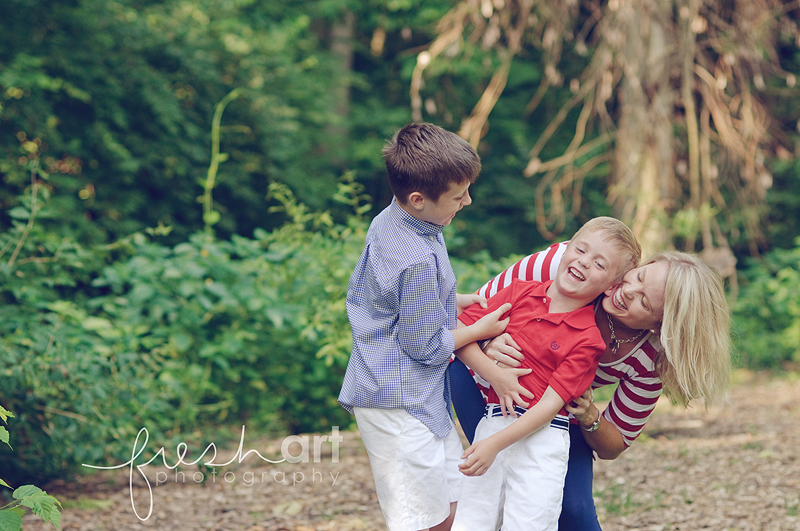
485, 404, 569, 431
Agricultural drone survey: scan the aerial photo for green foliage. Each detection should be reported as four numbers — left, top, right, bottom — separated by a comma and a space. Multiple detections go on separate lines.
87, 181, 363, 434
0, 0, 372, 243
1, 406, 62, 531
0, 0, 478, 252
0, 177, 368, 484
733, 238, 800, 368
0, 175, 177, 483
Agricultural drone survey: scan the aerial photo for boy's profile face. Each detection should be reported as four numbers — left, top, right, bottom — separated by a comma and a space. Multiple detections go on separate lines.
406, 180, 472, 226
553, 230, 621, 302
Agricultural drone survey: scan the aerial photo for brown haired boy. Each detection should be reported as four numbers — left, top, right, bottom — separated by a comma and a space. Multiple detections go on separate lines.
339, 123, 512, 531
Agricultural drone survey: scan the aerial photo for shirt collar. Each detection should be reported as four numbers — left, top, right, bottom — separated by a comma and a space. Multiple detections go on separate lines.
535, 280, 598, 329
389, 198, 443, 237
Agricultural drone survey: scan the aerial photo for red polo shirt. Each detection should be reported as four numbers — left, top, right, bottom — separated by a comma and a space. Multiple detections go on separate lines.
458, 279, 605, 409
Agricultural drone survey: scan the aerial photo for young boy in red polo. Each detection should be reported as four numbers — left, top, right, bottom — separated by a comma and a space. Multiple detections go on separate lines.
451, 217, 641, 531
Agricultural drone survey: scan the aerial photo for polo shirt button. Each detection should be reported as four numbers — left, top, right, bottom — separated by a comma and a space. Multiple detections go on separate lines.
543, 298, 547, 303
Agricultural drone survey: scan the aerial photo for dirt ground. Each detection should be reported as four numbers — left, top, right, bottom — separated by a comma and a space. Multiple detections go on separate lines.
20, 370, 800, 531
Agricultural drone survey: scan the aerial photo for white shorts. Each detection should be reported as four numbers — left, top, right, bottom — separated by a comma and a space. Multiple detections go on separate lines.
451, 409, 570, 531
354, 407, 463, 531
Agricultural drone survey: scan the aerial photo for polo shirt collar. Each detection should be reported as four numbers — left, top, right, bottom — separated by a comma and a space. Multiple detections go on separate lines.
535, 280, 597, 330
389, 198, 443, 237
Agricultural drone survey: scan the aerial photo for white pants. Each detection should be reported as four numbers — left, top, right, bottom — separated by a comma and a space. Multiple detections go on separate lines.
354, 407, 463, 531
451, 412, 570, 531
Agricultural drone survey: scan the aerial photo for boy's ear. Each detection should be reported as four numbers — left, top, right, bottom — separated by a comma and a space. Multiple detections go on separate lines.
407, 191, 426, 211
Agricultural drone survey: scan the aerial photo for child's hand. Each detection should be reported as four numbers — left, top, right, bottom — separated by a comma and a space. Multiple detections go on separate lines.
456, 293, 487, 315
487, 367, 535, 415
473, 302, 512, 340
458, 439, 500, 477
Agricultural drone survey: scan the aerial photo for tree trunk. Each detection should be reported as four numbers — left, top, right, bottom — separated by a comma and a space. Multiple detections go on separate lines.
327, 11, 355, 167
610, 0, 676, 258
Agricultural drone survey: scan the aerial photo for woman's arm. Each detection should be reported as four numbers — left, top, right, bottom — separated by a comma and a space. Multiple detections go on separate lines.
482, 333, 525, 369
480, 321, 634, 459
565, 389, 626, 460
477, 242, 569, 297
570, 338, 663, 458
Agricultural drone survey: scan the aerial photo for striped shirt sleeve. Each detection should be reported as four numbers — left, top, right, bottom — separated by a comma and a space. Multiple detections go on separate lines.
594, 337, 663, 446
478, 242, 568, 297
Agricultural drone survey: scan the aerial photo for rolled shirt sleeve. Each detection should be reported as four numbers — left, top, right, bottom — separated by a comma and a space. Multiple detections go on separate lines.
397, 261, 456, 366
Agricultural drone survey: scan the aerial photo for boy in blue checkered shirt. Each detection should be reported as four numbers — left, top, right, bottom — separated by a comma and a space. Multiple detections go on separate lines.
339, 123, 513, 531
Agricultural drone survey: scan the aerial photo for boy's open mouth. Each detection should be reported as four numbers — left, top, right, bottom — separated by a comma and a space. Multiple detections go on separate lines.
567, 267, 585, 281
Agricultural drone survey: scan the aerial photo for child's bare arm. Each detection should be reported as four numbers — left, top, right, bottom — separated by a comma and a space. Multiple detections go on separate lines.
450, 303, 512, 350
458, 386, 565, 476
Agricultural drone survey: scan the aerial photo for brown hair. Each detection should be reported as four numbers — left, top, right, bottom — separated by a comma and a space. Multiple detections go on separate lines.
382, 123, 481, 203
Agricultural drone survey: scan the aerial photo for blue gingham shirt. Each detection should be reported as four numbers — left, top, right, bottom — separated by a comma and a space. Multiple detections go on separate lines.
338, 199, 457, 437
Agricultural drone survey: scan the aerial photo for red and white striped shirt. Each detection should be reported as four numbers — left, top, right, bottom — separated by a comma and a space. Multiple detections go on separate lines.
477, 242, 663, 447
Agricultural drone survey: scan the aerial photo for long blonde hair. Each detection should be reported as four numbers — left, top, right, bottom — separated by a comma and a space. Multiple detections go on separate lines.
649, 251, 732, 407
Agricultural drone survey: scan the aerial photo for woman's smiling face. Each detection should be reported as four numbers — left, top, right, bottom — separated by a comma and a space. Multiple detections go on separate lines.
602, 260, 670, 331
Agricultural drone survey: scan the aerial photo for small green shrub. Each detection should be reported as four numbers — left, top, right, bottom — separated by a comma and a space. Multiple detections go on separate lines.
86, 182, 363, 434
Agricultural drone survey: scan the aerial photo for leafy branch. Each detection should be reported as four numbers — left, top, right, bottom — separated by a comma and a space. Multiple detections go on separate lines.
0, 160, 43, 267
0, 405, 62, 531
202, 88, 240, 235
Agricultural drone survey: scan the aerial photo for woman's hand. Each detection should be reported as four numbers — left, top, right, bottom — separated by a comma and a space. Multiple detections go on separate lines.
484, 333, 524, 368
565, 387, 599, 430
456, 293, 487, 315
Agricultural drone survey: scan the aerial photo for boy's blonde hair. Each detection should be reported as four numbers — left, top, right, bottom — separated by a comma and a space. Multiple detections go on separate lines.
648, 251, 732, 408
571, 217, 641, 281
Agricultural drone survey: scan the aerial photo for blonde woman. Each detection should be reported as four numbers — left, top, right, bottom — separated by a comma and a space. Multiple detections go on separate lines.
450, 246, 732, 530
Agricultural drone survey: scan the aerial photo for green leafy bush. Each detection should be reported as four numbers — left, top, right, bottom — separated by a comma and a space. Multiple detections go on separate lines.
86, 182, 363, 434
0, 179, 365, 484
0, 173, 130, 484
733, 238, 800, 368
